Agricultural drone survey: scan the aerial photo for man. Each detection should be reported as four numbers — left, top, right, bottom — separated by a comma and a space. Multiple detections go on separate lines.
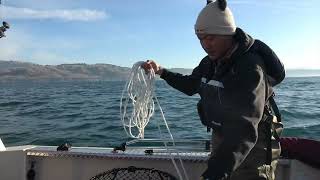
142, 0, 285, 179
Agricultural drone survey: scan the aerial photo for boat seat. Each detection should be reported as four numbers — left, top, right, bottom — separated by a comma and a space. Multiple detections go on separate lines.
90, 166, 177, 180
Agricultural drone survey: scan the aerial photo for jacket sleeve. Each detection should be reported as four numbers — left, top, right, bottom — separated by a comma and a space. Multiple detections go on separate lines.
160, 65, 202, 96
202, 55, 267, 179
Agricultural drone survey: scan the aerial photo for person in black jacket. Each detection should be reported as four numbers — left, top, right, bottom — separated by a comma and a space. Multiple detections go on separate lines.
142, 0, 285, 179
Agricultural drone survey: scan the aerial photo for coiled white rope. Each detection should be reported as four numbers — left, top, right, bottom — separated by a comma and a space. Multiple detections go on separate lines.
120, 61, 155, 139
120, 61, 189, 180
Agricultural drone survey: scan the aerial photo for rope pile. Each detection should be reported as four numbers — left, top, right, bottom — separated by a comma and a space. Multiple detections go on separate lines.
120, 61, 189, 180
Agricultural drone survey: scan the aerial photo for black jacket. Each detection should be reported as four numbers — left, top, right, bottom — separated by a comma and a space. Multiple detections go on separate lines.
160, 28, 284, 179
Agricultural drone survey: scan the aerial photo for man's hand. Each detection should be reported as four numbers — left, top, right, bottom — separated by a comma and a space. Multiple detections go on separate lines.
141, 60, 163, 75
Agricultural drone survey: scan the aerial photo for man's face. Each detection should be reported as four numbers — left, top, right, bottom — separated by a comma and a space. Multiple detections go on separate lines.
197, 34, 232, 60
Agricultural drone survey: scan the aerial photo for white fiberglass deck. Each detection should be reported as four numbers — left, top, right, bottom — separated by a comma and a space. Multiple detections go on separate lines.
0, 145, 319, 180
26, 145, 210, 162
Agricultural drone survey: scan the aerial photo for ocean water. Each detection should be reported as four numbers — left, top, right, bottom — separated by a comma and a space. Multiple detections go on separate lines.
0, 77, 319, 147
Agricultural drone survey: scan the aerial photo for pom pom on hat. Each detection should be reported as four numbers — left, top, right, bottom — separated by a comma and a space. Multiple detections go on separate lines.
195, 0, 236, 35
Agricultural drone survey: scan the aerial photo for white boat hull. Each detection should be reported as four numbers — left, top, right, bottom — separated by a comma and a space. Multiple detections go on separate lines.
0, 145, 319, 180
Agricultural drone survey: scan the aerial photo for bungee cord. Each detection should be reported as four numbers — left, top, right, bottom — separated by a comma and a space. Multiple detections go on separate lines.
120, 61, 189, 180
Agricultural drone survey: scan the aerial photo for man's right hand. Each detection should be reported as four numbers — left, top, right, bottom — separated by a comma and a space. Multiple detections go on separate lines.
141, 60, 163, 75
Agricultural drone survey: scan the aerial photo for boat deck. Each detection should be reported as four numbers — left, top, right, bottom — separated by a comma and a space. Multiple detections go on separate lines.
1, 145, 320, 180
26, 145, 210, 162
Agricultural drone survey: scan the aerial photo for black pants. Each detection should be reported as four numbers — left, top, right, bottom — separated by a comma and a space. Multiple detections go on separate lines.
211, 133, 278, 180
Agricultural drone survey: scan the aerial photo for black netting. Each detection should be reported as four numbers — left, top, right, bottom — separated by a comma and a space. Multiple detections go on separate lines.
90, 166, 177, 180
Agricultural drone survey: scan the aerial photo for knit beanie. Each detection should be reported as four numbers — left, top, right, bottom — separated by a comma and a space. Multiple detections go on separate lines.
195, 0, 236, 35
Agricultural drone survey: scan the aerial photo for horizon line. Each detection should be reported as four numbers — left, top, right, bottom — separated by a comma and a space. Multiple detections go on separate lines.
1, 59, 320, 70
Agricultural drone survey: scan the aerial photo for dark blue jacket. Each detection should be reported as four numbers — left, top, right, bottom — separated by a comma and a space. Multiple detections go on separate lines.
160, 28, 284, 179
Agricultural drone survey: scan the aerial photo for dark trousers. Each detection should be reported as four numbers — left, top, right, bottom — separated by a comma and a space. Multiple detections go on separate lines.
211, 133, 278, 180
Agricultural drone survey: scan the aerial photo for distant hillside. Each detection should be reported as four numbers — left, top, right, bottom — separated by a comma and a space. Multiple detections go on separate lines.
0, 60, 319, 81
0, 60, 193, 81
170, 68, 193, 75
0, 60, 131, 81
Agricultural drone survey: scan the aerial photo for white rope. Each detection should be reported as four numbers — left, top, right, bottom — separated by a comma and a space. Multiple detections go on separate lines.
120, 61, 155, 139
120, 61, 189, 180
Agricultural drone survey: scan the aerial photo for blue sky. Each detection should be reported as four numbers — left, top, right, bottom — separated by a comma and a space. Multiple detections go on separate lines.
0, 0, 319, 69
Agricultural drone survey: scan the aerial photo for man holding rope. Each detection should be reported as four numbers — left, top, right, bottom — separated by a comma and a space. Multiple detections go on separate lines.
142, 0, 285, 179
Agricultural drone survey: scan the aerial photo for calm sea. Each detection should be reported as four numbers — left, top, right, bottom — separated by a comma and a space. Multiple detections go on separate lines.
0, 77, 319, 147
